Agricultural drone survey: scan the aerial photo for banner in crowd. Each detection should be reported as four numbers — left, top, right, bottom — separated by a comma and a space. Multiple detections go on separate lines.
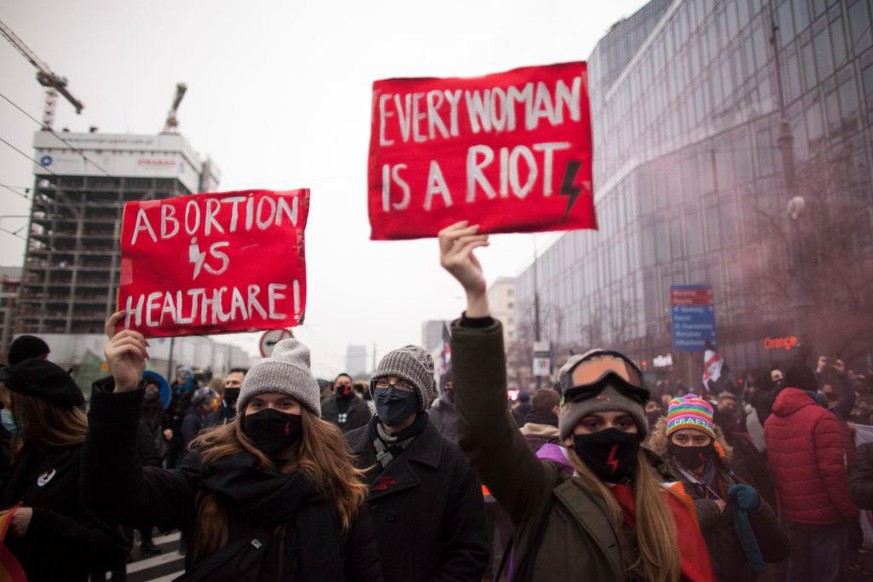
117, 189, 309, 337
368, 61, 596, 240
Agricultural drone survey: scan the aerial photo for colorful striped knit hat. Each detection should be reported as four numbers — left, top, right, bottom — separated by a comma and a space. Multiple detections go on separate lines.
665, 394, 716, 439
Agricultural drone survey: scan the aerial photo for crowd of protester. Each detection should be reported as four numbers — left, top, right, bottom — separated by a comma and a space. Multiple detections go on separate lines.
0, 224, 870, 581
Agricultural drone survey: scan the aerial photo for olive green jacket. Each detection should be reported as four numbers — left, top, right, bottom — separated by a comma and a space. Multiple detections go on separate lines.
452, 319, 625, 581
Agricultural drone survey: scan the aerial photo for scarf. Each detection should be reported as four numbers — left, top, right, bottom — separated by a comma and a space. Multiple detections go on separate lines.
184, 452, 346, 580
610, 484, 715, 582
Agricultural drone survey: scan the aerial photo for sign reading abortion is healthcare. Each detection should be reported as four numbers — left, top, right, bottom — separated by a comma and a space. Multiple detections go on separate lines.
368, 61, 596, 240
117, 189, 308, 337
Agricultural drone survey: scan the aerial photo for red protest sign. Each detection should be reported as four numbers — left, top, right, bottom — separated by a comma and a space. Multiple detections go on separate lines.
117, 189, 308, 338
368, 61, 595, 240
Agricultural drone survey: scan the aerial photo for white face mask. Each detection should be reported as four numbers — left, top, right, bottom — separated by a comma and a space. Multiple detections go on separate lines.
1, 409, 19, 435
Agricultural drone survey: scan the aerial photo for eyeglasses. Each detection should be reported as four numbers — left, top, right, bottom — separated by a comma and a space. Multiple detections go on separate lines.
372, 378, 415, 393
562, 353, 649, 405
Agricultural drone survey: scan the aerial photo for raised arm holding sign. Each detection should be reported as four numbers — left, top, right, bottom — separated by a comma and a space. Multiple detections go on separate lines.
368, 61, 596, 240
117, 188, 309, 337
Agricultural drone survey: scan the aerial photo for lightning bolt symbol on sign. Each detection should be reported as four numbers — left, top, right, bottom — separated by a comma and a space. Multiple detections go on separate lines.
606, 443, 620, 475
560, 160, 589, 221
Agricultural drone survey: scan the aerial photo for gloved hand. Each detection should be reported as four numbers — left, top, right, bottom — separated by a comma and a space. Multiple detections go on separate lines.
727, 484, 760, 511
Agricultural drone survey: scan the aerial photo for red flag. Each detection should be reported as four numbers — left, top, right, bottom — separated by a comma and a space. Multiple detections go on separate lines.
117, 189, 308, 337
368, 61, 596, 240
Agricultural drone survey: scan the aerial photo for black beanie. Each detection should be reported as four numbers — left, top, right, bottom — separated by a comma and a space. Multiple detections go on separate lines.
5, 359, 84, 408
785, 365, 818, 392
8, 335, 50, 366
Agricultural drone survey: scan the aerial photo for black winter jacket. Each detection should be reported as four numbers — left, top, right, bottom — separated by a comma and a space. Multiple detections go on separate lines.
346, 416, 490, 581
850, 441, 873, 509
83, 380, 383, 582
0, 442, 124, 581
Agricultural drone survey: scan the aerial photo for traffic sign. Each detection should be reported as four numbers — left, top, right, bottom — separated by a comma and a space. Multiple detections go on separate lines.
670, 284, 716, 352
259, 328, 294, 357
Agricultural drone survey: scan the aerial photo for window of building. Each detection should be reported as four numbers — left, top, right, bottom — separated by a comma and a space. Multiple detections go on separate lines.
814, 27, 834, 80
849, 0, 872, 53
778, 2, 796, 46
794, 0, 811, 32
838, 76, 859, 130
686, 207, 704, 254
831, 17, 847, 68
801, 42, 818, 91
806, 99, 824, 141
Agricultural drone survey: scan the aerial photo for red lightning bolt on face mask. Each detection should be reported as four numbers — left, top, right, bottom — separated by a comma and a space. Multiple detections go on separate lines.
606, 443, 620, 474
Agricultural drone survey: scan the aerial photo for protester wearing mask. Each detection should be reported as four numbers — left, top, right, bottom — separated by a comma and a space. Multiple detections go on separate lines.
0, 358, 124, 581
644, 399, 663, 429
206, 368, 246, 427
648, 395, 788, 581
439, 221, 714, 582
83, 312, 383, 580
345, 345, 489, 581
427, 367, 458, 441
322, 373, 372, 433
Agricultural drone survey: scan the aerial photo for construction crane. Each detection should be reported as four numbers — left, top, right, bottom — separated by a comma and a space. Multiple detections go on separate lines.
162, 82, 188, 134
0, 19, 84, 131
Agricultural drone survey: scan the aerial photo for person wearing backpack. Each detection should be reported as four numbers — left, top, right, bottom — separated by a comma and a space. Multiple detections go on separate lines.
82, 311, 383, 581
439, 221, 715, 582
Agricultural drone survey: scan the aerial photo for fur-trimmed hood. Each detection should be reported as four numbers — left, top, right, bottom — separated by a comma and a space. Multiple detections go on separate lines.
645, 415, 732, 462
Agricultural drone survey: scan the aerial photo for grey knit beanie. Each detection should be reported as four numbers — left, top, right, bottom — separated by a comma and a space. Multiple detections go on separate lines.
237, 339, 321, 416
557, 349, 648, 441
372, 345, 436, 411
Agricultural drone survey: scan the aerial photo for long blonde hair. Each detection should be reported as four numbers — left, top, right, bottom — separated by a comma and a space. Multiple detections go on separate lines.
567, 448, 681, 582
188, 406, 368, 559
10, 392, 87, 456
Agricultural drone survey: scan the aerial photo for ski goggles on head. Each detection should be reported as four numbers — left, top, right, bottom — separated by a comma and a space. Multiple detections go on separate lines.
561, 351, 649, 405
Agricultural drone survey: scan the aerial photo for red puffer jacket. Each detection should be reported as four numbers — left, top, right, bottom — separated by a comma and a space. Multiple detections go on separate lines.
764, 388, 859, 524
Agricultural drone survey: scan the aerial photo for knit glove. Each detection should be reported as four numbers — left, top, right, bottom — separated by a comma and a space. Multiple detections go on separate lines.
727, 484, 760, 511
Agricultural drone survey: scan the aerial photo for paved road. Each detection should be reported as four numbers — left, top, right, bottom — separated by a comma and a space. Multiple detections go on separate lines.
124, 531, 185, 582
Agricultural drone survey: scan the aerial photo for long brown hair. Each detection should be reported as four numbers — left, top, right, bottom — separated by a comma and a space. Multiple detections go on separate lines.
10, 392, 87, 456
188, 406, 368, 558
567, 449, 681, 582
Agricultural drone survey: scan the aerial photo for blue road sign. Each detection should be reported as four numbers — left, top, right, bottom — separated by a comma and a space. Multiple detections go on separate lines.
671, 284, 716, 352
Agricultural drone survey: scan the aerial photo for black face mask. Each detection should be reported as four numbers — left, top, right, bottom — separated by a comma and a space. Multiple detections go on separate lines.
669, 443, 714, 470
223, 388, 240, 407
336, 385, 354, 399
144, 388, 160, 402
375, 387, 419, 427
572, 428, 639, 483
241, 409, 303, 457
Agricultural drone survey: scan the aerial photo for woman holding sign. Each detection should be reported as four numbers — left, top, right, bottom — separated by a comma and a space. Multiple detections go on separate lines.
82, 312, 383, 581
438, 221, 715, 582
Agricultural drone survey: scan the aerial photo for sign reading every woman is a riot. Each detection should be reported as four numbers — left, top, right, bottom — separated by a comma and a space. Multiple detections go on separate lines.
117, 189, 309, 337
368, 61, 597, 240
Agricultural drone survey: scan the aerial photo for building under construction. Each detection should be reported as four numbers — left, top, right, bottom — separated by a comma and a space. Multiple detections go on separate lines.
16, 131, 220, 335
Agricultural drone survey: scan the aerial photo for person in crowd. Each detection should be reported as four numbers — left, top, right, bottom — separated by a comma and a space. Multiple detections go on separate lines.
179, 386, 219, 452
83, 311, 383, 580
519, 388, 561, 453
354, 380, 377, 415
136, 377, 167, 555
7, 334, 50, 366
644, 399, 663, 429
345, 344, 490, 581
511, 390, 532, 427
765, 365, 859, 582
0, 358, 123, 581
850, 441, 873, 509
206, 368, 246, 427
648, 395, 788, 580
439, 221, 714, 582
427, 366, 458, 441
322, 372, 372, 433
164, 366, 198, 468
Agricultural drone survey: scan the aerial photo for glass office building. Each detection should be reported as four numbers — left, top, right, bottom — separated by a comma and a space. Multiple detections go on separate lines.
515, 0, 873, 384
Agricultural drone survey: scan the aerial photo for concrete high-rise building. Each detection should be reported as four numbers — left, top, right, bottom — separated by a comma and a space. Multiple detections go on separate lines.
345, 344, 367, 377
421, 319, 451, 354
17, 131, 220, 335
515, 0, 873, 381
488, 277, 517, 345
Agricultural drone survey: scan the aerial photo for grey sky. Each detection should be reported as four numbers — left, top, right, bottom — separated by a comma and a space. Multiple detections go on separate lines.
0, 0, 648, 378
